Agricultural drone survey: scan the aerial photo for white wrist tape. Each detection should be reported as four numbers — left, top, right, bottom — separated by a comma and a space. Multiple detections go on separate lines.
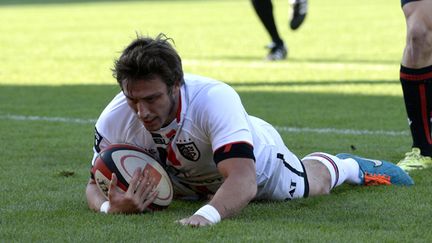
100, 201, 110, 214
193, 204, 221, 224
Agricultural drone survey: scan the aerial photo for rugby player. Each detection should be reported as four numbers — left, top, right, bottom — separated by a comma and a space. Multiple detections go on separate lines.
398, 0, 432, 171
85, 34, 413, 227
251, 0, 308, 60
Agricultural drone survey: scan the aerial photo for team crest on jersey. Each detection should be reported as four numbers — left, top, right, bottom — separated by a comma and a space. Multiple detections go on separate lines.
177, 141, 200, 161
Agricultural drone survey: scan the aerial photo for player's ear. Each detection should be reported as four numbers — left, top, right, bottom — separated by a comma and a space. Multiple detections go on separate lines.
172, 80, 181, 94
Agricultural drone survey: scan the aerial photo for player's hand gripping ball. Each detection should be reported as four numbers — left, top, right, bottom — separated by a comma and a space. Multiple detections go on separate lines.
92, 144, 173, 210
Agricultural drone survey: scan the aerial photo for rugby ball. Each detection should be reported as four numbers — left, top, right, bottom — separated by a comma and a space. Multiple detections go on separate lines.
92, 144, 173, 210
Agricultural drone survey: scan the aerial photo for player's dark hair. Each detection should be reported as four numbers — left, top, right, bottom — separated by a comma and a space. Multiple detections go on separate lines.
112, 33, 184, 91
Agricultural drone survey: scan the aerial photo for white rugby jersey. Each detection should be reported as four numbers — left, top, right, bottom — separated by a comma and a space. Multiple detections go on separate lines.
91, 74, 303, 199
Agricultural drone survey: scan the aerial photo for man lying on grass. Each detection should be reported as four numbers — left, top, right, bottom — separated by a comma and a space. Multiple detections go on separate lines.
85, 33, 414, 227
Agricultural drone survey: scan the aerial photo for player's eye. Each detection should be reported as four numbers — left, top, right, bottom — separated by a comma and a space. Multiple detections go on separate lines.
146, 97, 156, 103
131, 98, 139, 104
125, 96, 139, 104
144, 94, 161, 104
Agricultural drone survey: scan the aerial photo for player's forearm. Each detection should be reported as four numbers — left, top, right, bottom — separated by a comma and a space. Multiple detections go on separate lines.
85, 180, 107, 212
209, 175, 257, 219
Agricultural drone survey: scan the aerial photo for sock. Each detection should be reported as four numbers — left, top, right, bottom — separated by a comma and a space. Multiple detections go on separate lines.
251, 0, 284, 45
302, 152, 361, 188
400, 65, 432, 156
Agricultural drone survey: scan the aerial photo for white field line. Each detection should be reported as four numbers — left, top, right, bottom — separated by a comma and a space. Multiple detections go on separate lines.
273, 126, 408, 137
0, 114, 97, 124
0, 114, 409, 137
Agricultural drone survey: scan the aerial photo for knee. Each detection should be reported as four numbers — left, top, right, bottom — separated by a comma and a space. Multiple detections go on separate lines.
311, 181, 331, 195
303, 159, 332, 196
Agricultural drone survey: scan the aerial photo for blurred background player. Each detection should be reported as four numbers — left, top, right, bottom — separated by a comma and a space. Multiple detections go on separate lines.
251, 0, 308, 61
398, 0, 432, 171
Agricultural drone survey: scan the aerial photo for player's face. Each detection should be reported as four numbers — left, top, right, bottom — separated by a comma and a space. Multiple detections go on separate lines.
122, 76, 180, 131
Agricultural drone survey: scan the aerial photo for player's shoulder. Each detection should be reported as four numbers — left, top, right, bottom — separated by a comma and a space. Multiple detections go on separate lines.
184, 73, 238, 100
183, 74, 246, 123
95, 92, 138, 135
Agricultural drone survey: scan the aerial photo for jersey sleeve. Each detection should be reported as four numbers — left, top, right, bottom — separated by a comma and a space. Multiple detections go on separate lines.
213, 142, 255, 164
90, 92, 125, 167
89, 92, 157, 178
196, 83, 254, 155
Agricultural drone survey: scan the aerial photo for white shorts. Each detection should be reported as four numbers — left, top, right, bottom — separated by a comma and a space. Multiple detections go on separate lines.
254, 124, 309, 201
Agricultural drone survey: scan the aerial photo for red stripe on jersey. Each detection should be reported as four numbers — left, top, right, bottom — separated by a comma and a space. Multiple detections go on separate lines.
166, 129, 177, 140
167, 143, 182, 166
216, 141, 253, 153
213, 142, 255, 164
400, 71, 432, 81
419, 84, 432, 144
176, 91, 182, 123
223, 144, 232, 153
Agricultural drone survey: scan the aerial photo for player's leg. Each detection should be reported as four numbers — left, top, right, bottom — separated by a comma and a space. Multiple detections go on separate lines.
302, 153, 413, 197
289, 0, 308, 30
251, 0, 287, 60
334, 153, 414, 185
401, 0, 432, 67
260, 121, 413, 201
302, 153, 361, 196
399, 66, 432, 171
301, 158, 332, 195
398, 0, 432, 171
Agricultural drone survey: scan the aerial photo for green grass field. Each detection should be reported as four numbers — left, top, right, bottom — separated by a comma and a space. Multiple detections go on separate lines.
1, 0, 431, 241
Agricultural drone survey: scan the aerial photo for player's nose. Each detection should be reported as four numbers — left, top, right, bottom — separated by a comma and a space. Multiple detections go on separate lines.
137, 102, 150, 119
